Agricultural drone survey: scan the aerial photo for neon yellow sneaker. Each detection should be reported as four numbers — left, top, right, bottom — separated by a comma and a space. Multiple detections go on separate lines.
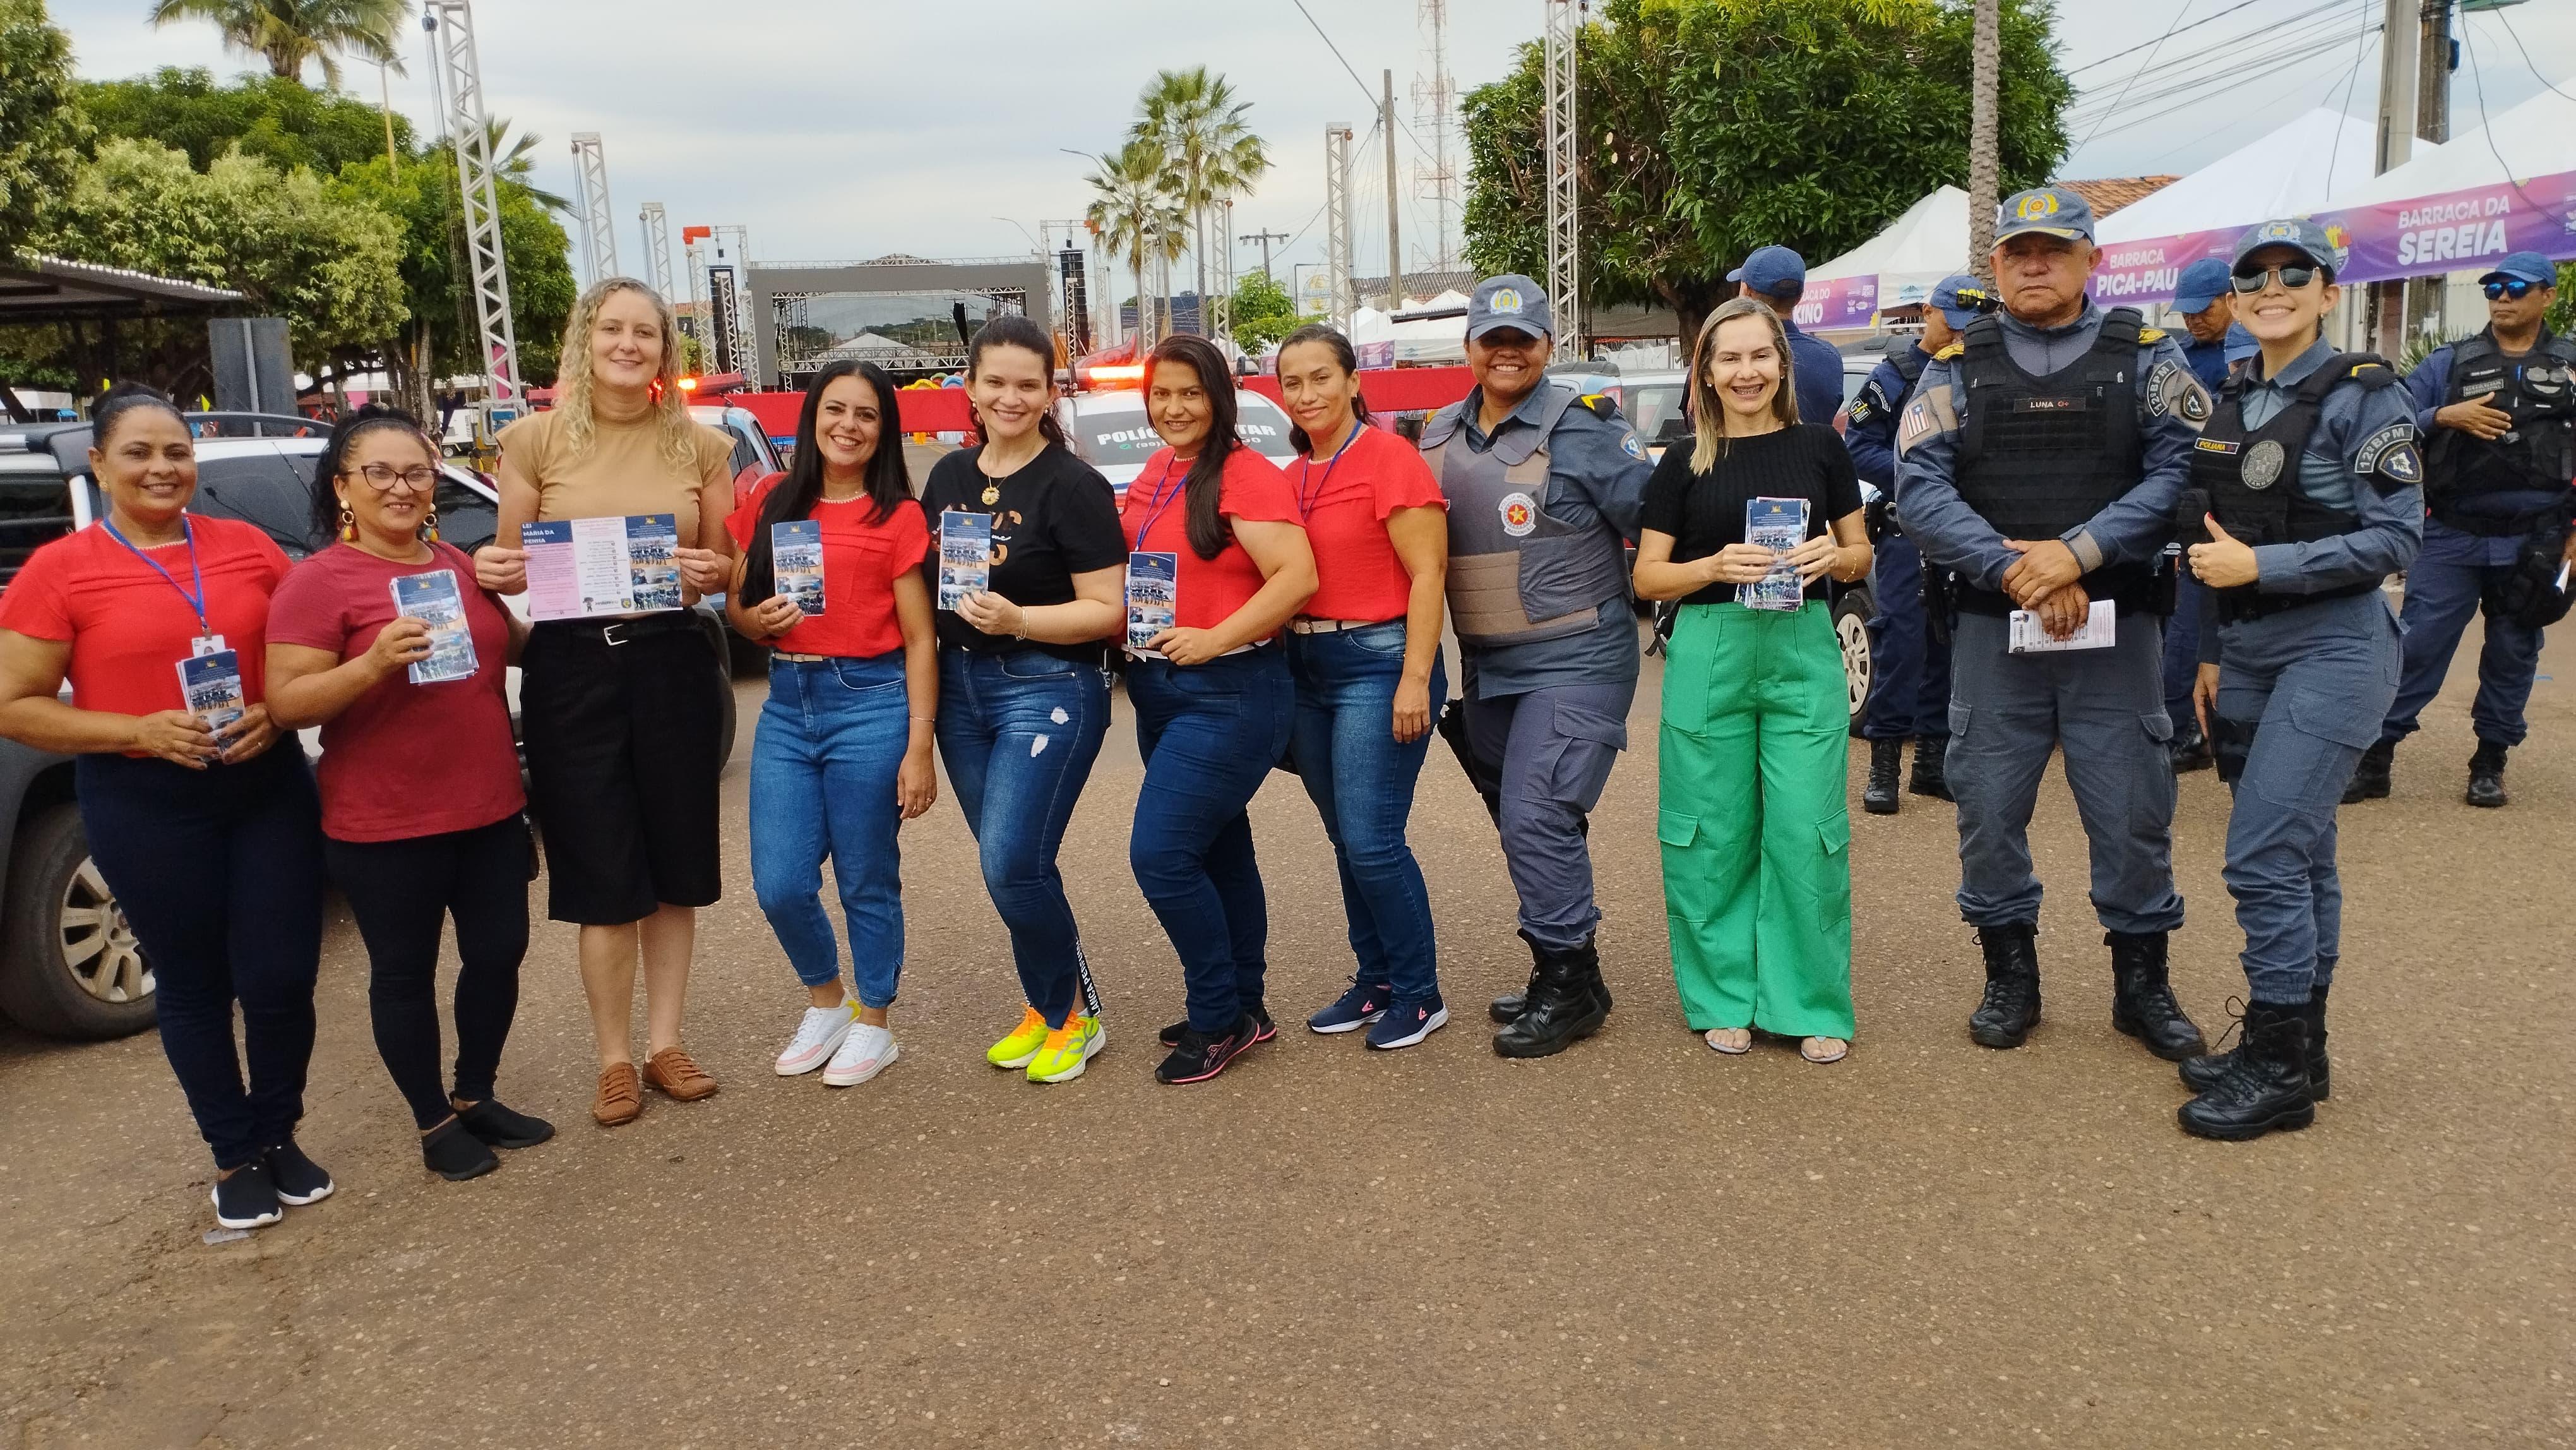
986, 1006, 1050, 1069
1025, 1014, 1106, 1084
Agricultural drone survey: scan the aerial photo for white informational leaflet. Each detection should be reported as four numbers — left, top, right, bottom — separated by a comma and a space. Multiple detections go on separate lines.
390, 569, 479, 684
1125, 551, 1178, 651
521, 515, 683, 621
1740, 497, 1811, 611
176, 649, 246, 735
772, 519, 826, 616
938, 510, 991, 610
2008, 600, 2118, 654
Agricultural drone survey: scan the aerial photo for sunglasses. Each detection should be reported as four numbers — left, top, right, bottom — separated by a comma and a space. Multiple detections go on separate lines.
2483, 278, 2537, 301
2229, 263, 2322, 294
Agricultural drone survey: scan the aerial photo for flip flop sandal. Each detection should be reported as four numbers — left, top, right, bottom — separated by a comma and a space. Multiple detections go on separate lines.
1800, 1037, 1849, 1065
1703, 1028, 1752, 1055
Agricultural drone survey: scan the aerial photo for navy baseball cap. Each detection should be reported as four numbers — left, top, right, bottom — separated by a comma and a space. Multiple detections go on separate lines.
1996, 187, 2094, 244
1927, 273, 1996, 329
2222, 321, 2260, 365
1466, 274, 1553, 342
2481, 251, 2557, 288
2231, 217, 2346, 275
2174, 258, 2233, 313
1726, 245, 1808, 299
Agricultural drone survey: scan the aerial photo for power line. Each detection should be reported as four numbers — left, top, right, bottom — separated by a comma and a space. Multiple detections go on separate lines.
2320, 0, 2372, 191
2066, 11, 2365, 127
2457, 14, 2570, 231
2065, 0, 2355, 128
2064, 0, 2274, 77
2073, 0, 2197, 157
2078, 26, 2378, 143
2486, 4, 2576, 107
1287, 0, 1444, 172
2068, 21, 2374, 136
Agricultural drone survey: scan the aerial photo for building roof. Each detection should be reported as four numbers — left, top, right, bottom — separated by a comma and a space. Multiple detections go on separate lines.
0, 255, 243, 322
2053, 176, 2182, 219
1350, 269, 1482, 306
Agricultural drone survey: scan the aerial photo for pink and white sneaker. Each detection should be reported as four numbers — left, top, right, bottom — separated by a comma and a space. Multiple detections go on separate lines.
775, 1002, 856, 1076
822, 1022, 898, 1087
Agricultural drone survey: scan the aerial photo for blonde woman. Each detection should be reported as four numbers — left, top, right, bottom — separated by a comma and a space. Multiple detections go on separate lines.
1633, 297, 1871, 1064
474, 278, 740, 1126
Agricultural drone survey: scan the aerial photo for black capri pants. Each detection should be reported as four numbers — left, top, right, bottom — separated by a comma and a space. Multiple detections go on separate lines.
520, 615, 727, 925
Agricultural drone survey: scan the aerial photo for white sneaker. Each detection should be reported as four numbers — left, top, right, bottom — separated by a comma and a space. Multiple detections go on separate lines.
822, 1022, 898, 1087
775, 1002, 855, 1076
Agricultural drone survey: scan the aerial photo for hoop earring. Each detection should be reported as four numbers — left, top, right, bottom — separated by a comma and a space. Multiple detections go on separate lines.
422, 509, 440, 543
338, 506, 356, 542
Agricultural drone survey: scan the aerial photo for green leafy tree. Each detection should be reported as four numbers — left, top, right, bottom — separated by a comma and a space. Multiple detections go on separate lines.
1228, 272, 1305, 354
0, 0, 90, 261
81, 66, 410, 176
1462, 0, 2072, 346
1132, 68, 1269, 338
146, 0, 409, 89
1083, 138, 1186, 347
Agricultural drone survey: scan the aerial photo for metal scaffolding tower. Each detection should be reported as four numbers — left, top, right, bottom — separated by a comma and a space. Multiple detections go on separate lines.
1209, 200, 1235, 345
422, 0, 521, 418
1542, 0, 1583, 359
1325, 123, 1355, 335
638, 201, 674, 302
1412, 0, 1458, 272
569, 133, 617, 287
700, 225, 756, 382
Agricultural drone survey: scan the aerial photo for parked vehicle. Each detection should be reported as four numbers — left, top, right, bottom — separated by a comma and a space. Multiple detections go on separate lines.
1054, 388, 1300, 500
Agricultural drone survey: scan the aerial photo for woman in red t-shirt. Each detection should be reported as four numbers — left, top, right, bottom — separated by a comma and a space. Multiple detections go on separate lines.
724, 360, 934, 1090
1123, 336, 1316, 1085
266, 407, 550, 1183
1271, 325, 1453, 1048
0, 385, 325, 1233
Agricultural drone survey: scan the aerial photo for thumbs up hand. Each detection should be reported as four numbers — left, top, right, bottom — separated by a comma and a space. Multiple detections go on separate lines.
2188, 514, 2260, 589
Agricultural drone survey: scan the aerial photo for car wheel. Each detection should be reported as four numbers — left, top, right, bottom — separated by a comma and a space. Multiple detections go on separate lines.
0, 804, 156, 1040
1832, 585, 1875, 736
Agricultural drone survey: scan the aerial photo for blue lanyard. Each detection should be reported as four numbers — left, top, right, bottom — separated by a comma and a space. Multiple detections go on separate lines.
1294, 424, 1362, 520
100, 515, 212, 635
1129, 454, 1189, 551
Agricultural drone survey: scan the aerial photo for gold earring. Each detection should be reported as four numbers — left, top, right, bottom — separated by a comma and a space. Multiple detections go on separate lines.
422, 509, 440, 542
338, 506, 356, 542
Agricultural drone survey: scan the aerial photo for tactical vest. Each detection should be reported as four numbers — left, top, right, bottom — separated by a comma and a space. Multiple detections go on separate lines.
2426, 328, 2576, 533
2188, 352, 2393, 618
1885, 342, 1928, 402
1951, 307, 2156, 614
1421, 388, 1631, 648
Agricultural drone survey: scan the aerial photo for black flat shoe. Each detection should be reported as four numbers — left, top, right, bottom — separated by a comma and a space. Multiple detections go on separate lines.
264, 1141, 334, 1206
422, 1119, 499, 1181
456, 1097, 554, 1149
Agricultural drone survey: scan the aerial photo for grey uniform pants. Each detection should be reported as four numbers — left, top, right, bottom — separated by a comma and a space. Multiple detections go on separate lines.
1944, 611, 2185, 935
2212, 590, 2401, 1005
1458, 680, 1635, 951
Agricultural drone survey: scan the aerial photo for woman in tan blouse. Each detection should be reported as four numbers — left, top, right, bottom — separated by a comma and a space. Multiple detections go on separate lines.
474, 277, 739, 1127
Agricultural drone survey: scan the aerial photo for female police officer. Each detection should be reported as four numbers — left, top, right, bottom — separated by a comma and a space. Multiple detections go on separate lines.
2178, 219, 2423, 1141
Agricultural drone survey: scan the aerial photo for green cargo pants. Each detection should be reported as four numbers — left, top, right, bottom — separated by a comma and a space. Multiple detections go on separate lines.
1657, 601, 1856, 1039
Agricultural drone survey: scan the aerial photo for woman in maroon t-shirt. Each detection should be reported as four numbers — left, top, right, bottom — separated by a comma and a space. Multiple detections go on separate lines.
266, 407, 549, 1183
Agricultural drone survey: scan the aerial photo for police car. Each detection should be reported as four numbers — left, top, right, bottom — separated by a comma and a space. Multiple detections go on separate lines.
1055, 388, 1303, 500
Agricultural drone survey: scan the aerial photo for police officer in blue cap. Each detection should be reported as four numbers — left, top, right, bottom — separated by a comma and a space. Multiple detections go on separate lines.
1895, 185, 2210, 1064
2346, 249, 2574, 808
2159, 256, 2239, 772
1421, 274, 1654, 1058
1731, 245, 1851, 432
2174, 218, 2423, 1140
1846, 273, 1994, 813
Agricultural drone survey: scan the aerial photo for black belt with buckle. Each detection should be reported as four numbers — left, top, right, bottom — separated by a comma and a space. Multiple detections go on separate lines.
539, 613, 700, 647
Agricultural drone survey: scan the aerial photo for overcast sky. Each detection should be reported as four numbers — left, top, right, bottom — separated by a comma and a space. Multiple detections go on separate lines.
46, 0, 2576, 291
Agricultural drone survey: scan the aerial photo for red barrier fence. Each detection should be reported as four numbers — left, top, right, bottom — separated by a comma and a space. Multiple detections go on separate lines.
729, 366, 1482, 445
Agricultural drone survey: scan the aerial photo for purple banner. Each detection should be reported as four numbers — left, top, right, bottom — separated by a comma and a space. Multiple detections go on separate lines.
2090, 231, 2234, 308
1792, 273, 1878, 330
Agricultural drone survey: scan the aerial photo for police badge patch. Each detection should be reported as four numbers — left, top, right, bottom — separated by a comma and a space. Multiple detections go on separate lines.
2147, 361, 2212, 428
1498, 491, 1539, 537
1620, 432, 1645, 460
2241, 439, 2286, 490
2354, 422, 2423, 491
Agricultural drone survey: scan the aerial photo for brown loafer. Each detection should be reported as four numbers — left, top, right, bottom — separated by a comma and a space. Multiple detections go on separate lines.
643, 1046, 719, 1101
592, 1063, 642, 1126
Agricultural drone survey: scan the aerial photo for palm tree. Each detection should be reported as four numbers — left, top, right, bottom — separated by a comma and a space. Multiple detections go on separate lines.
482, 117, 569, 214
1132, 68, 1269, 337
147, 0, 409, 89
1082, 139, 1186, 347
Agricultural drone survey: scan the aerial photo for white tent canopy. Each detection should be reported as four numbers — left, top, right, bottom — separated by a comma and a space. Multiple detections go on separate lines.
2096, 107, 2376, 244
2323, 86, 2576, 207
1808, 185, 1969, 308
1352, 289, 1472, 363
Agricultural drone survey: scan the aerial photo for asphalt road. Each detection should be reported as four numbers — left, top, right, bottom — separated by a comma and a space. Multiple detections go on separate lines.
3, 611, 2568, 1449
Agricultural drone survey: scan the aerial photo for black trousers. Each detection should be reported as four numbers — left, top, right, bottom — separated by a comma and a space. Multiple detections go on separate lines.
325, 817, 532, 1131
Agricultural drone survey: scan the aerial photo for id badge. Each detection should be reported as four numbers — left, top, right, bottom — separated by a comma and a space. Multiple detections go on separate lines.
1125, 551, 1178, 651
191, 633, 227, 657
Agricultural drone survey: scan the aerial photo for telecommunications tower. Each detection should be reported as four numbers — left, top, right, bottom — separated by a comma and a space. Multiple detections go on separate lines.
422, 0, 521, 422
1412, 0, 1458, 273
569, 133, 617, 286
1542, 0, 1583, 358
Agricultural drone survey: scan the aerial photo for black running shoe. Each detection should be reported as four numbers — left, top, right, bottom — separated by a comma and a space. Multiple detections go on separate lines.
456, 1097, 555, 1149
1155, 1016, 1259, 1085
422, 1119, 499, 1182
1160, 1004, 1273, 1048
264, 1141, 334, 1206
212, 1161, 282, 1230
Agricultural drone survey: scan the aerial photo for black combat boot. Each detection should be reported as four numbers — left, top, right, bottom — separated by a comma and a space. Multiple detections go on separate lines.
2179, 985, 2330, 1099
2340, 739, 2394, 803
1490, 928, 1611, 1024
2106, 930, 2205, 1061
1493, 935, 1609, 1058
2466, 741, 2508, 808
2177, 1000, 2315, 1141
1967, 923, 2041, 1050
1908, 740, 1953, 801
2168, 718, 2214, 773
1863, 738, 1903, 815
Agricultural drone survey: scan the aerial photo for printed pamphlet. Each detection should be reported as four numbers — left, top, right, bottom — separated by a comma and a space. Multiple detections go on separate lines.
938, 510, 991, 610
1126, 551, 1178, 651
2008, 599, 2118, 654
390, 569, 479, 684
772, 519, 826, 616
1740, 497, 1811, 611
522, 514, 683, 621
176, 650, 246, 736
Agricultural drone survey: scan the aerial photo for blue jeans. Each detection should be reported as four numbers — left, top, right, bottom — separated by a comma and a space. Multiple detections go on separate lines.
1285, 621, 1445, 1000
2383, 547, 2546, 749
1126, 649, 1295, 1032
936, 649, 1111, 1029
749, 653, 910, 1009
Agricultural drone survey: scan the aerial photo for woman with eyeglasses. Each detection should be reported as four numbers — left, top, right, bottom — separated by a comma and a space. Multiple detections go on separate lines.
0, 385, 325, 1230
1124, 335, 1315, 1084
2176, 219, 2424, 1142
267, 407, 548, 1182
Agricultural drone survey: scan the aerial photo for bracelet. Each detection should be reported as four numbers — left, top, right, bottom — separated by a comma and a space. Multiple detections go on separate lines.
1011, 607, 1030, 639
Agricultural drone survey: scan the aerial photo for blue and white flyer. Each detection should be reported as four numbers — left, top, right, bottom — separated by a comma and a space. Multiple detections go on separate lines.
1741, 497, 1811, 611
1125, 551, 1178, 651
772, 519, 826, 616
522, 513, 684, 620
938, 510, 991, 611
390, 569, 479, 684
176, 650, 246, 736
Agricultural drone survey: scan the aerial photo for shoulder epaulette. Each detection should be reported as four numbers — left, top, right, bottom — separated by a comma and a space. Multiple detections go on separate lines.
2137, 327, 2168, 344
1577, 392, 1621, 419
1935, 342, 1965, 362
2346, 360, 2400, 389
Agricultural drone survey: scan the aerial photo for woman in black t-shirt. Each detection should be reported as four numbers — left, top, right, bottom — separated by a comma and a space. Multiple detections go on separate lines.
1633, 297, 1871, 1066
916, 315, 1126, 1085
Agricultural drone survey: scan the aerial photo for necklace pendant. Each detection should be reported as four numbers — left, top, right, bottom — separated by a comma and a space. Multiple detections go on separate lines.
980, 484, 1001, 506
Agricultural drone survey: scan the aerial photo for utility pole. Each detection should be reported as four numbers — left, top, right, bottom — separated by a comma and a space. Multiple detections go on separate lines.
1967, 0, 2000, 280
569, 133, 616, 287
1327, 123, 1355, 335
1239, 228, 1290, 283
1383, 70, 1405, 313
1542, 0, 1582, 358
2405, 0, 2454, 345
2369, 0, 2419, 356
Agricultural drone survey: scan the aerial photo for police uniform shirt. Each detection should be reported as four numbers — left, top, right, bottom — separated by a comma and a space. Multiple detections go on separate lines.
1892, 298, 2205, 592
1450, 383, 1654, 699
2180, 335, 2230, 394
1781, 315, 1850, 438
2402, 330, 2576, 568
1844, 344, 1931, 489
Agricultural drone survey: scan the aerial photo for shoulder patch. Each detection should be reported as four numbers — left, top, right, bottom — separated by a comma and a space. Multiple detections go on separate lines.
2138, 326, 2168, 344
1894, 382, 1961, 458
1935, 342, 1965, 362
1619, 431, 1645, 460
2355, 421, 2423, 493
2146, 359, 2213, 430
1578, 392, 1622, 420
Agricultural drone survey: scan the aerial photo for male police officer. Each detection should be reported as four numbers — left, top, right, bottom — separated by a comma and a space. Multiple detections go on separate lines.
1731, 245, 1851, 431
2173, 258, 2236, 392
1846, 273, 1991, 813
1894, 186, 2209, 1064
1422, 274, 1653, 1059
2347, 251, 2575, 808
2161, 256, 2238, 771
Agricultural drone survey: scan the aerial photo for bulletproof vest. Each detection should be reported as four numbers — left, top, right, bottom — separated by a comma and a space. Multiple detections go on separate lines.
1886, 342, 1928, 403
2189, 353, 2390, 612
1421, 388, 1631, 647
2426, 328, 2576, 527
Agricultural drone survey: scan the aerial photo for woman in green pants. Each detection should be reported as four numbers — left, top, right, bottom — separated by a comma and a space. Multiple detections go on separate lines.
1635, 297, 1873, 1064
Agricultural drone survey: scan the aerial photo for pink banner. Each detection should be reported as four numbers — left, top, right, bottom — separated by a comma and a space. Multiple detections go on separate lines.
1792, 273, 1879, 331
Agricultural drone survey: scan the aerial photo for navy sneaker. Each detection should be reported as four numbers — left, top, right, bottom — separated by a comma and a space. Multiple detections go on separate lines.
1160, 1004, 1274, 1048
1155, 1016, 1261, 1085
1366, 993, 1449, 1050
211, 1161, 282, 1230
263, 1141, 334, 1206
1308, 980, 1393, 1034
